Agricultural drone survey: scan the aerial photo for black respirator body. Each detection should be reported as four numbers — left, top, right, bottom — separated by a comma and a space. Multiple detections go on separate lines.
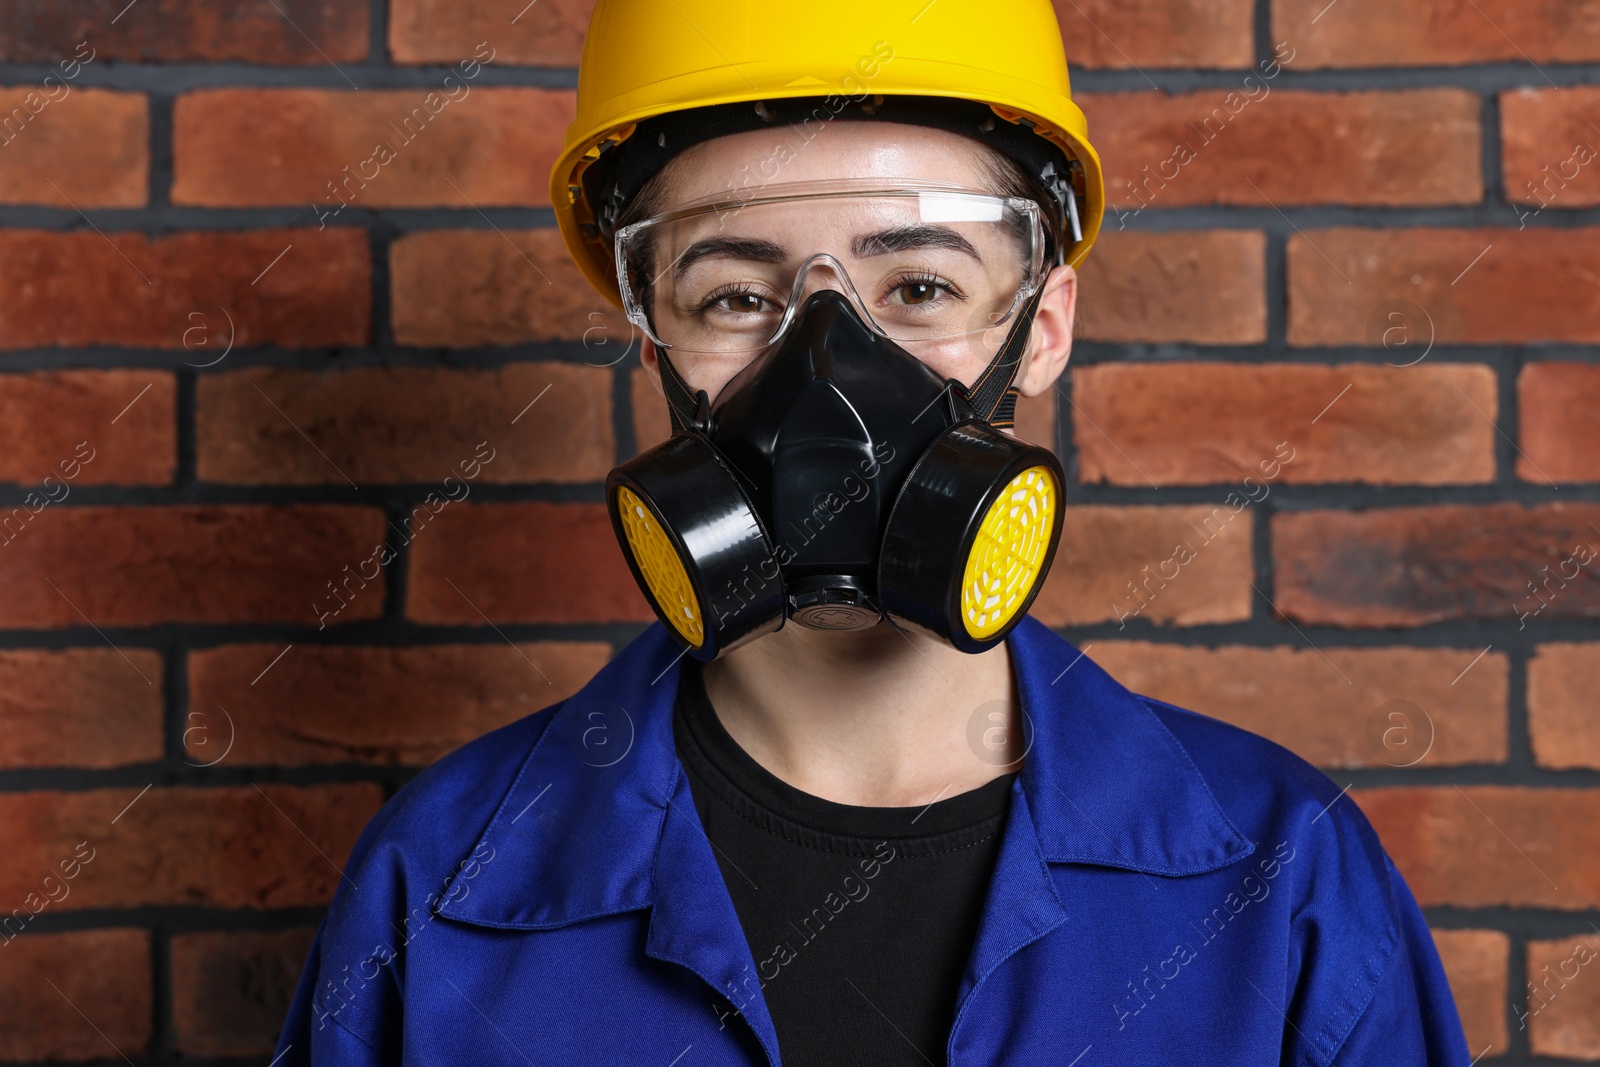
606, 289, 1065, 661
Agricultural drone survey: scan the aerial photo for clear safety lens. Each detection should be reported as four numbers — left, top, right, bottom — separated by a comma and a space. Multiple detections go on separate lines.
615, 184, 1045, 356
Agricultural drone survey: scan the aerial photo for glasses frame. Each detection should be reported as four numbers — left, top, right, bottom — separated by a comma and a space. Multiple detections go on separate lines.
612, 182, 1048, 356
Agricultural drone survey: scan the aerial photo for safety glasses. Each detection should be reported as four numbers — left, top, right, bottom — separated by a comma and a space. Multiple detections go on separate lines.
614, 180, 1048, 357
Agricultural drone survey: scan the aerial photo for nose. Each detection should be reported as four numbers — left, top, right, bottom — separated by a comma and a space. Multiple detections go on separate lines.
788, 253, 853, 299
767, 252, 886, 346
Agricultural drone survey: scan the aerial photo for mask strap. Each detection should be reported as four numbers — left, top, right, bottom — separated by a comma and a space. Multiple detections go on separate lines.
988, 386, 1021, 430
963, 280, 1049, 428
655, 347, 707, 434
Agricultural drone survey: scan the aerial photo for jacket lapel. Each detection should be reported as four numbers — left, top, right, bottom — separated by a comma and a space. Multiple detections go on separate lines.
438, 615, 1254, 1067
646, 766, 784, 1067
945, 617, 1256, 1059
1007, 616, 1254, 875
437, 625, 781, 1063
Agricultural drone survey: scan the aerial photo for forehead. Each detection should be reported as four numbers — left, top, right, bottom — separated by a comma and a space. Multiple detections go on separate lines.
655, 121, 996, 209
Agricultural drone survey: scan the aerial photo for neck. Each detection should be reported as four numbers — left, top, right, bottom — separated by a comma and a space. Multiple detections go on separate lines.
698, 620, 1022, 808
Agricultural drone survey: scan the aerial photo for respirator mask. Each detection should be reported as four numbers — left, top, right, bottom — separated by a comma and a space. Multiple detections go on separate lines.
605, 180, 1067, 661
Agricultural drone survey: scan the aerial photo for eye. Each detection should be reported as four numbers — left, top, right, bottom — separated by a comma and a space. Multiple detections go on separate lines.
696, 285, 779, 316
886, 274, 963, 307
720, 293, 768, 314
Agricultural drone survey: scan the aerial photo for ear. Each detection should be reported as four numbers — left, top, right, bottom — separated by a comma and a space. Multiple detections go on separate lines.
640, 335, 665, 396
1014, 263, 1077, 398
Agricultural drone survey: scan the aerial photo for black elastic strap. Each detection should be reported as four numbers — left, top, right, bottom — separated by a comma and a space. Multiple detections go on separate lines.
656, 349, 703, 435
963, 280, 1048, 424
988, 387, 1021, 430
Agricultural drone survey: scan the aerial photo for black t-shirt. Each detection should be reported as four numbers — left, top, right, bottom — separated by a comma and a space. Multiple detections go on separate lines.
673, 659, 1017, 1067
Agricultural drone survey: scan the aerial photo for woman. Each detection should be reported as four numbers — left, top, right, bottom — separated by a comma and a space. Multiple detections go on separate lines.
275, 1, 1470, 1063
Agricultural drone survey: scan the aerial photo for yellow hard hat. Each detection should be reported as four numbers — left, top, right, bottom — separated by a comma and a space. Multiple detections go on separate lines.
550, 0, 1105, 309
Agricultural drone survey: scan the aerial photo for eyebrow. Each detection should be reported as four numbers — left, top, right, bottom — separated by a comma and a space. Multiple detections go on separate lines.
853, 225, 981, 260
669, 224, 984, 279
672, 237, 787, 279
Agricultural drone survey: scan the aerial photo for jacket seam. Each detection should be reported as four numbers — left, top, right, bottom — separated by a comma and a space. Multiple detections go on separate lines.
649, 760, 685, 905
1303, 918, 1401, 1067
1293, 802, 1404, 1066
312, 989, 385, 1053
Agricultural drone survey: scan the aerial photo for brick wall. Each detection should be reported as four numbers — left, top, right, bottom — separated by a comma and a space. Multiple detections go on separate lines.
0, 0, 1596, 1061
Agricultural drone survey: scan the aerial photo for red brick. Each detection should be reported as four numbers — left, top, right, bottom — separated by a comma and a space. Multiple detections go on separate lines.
0, 228, 369, 350
1288, 228, 1600, 346
1519, 363, 1600, 483
391, 229, 628, 346
1274, 504, 1600, 627
1085, 89, 1480, 209
0, 929, 151, 1061
1273, 0, 1600, 67
1090, 643, 1506, 768
1013, 389, 1057, 453
0, 370, 175, 486
391, 0, 592, 65
0, 505, 387, 630
1528, 643, 1600, 770
173, 88, 574, 209
1501, 89, 1600, 209
170, 928, 317, 1057
1055, 0, 1253, 69
408, 503, 651, 625
1527, 935, 1600, 1057
0, 0, 367, 63
1030, 505, 1253, 627
189, 642, 612, 765
1432, 930, 1509, 1057
1074, 231, 1265, 345
1357, 787, 1600, 909
0, 649, 163, 770
1073, 363, 1495, 486
632, 366, 673, 453
198, 364, 613, 486
0, 785, 381, 910
0, 88, 146, 207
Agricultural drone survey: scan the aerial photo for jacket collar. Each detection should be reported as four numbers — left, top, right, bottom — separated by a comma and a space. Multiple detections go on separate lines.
438, 615, 1253, 932
1007, 616, 1255, 873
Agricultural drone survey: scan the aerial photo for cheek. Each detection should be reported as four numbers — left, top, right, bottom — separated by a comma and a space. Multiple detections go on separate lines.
914, 350, 965, 387
644, 339, 733, 407
924, 329, 1020, 391
675, 351, 761, 407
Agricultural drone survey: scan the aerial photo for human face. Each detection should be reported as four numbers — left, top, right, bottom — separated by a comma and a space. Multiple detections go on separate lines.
634, 121, 1078, 408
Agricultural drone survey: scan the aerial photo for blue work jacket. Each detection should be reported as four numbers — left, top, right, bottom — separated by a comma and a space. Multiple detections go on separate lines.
275, 616, 1471, 1065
